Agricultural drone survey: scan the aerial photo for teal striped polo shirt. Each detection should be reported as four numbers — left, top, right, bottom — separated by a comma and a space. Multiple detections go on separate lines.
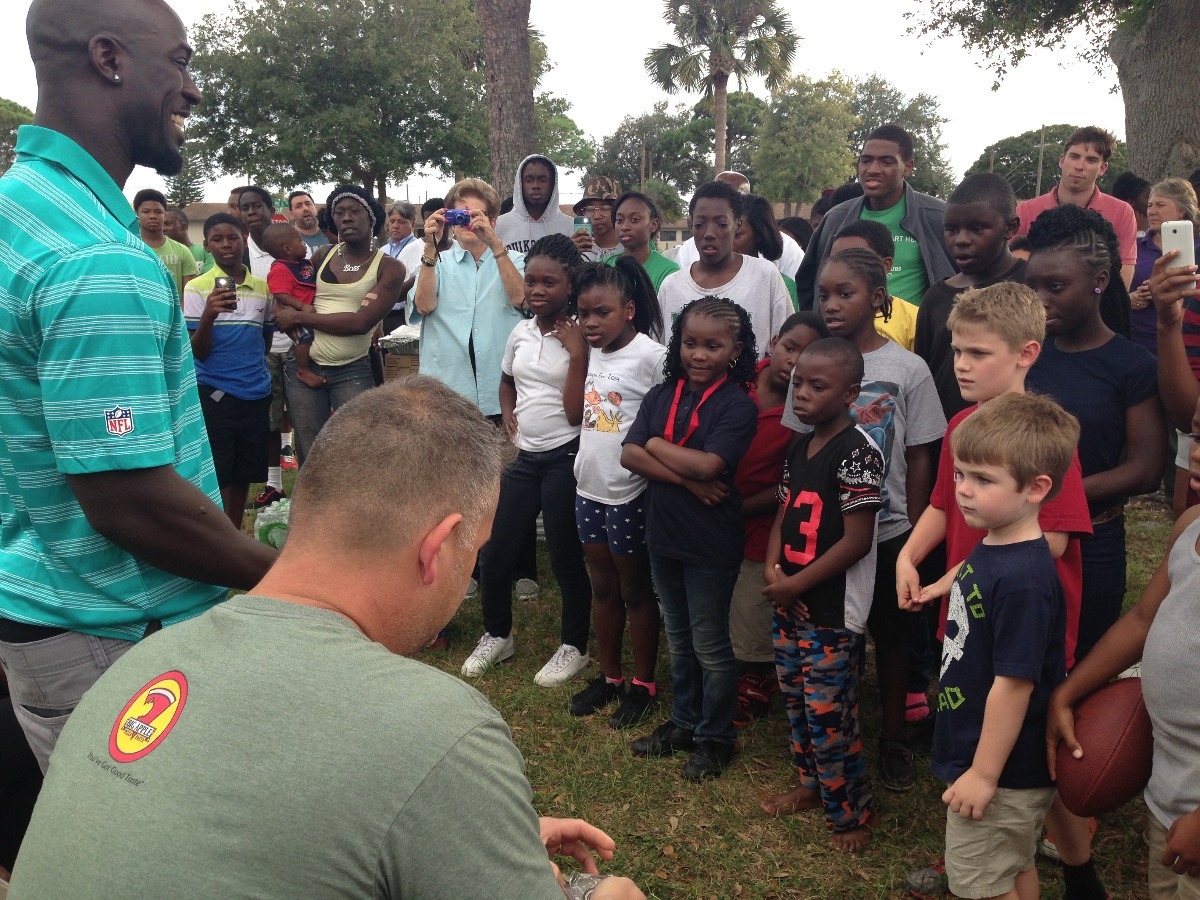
0, 126, 226, 639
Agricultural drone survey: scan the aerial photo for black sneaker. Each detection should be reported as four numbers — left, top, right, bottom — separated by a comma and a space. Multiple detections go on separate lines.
878, 736, 917, 792
681, 740, 735, 781
246, 485, 286, 510
569, 675, 622, 717
630, 720, 694, 758
608, 683, 656, 730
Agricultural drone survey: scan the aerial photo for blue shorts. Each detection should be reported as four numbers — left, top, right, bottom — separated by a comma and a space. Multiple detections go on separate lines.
575, 494, 647, 556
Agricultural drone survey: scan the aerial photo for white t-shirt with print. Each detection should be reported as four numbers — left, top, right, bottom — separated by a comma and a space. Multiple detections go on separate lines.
574, 333, 668, 504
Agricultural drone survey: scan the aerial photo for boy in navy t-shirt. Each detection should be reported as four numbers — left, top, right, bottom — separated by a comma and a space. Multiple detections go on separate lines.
933, 393, 1078, 899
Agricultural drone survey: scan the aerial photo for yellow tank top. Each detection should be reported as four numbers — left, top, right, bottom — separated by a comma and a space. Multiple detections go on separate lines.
309, 246, 387, 367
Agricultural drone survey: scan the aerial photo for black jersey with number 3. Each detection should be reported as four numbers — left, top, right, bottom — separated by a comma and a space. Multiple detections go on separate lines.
779, 423, 884, 631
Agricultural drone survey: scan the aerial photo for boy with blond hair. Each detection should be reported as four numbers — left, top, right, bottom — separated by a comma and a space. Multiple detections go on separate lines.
932, 393, 1077, 899
899, 282, 1107, 900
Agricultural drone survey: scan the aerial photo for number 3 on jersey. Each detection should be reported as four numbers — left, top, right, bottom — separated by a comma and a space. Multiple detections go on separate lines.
783, 490, 823, 566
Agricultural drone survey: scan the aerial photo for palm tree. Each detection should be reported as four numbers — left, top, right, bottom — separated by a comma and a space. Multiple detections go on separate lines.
645, 0, 797, 175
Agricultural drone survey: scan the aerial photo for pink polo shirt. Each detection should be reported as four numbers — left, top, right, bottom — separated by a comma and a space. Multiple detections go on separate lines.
1015, 187, 1138, 266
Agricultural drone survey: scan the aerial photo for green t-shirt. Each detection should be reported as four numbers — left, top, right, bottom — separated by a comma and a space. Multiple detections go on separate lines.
10, 595, 567, 900
0, 126, 224, 639
189, 242, 214, 274
151, 235, 200, 297
607, 247, 680, 293
860, 195, 929, 306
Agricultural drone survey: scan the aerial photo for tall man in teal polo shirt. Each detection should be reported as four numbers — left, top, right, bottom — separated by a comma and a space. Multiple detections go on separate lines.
0, 0, 277, 772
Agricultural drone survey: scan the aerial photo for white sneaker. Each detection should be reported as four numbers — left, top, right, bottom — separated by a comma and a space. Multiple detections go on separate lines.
514, 578, 539, 600
460, 633, 514, 678
533, 644, 590, 687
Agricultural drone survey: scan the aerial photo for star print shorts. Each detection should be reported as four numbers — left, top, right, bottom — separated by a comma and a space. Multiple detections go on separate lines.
575, 493, 647, 556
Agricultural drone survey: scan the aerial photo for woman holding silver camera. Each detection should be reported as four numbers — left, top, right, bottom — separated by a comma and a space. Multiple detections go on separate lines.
410, 178, 527, 419
274, 184, 404, 463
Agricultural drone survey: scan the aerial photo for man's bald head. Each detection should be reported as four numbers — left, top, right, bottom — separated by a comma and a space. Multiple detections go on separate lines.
28, 0, 180, 77
26, 0, 199, 184
716, 171, 751, 194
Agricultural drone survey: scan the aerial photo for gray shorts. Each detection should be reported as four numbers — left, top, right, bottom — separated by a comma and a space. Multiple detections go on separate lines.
945, 785, 1056, 898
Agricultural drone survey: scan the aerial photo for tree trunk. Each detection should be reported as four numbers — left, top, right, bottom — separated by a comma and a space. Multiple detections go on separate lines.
712, 70, 729, 175
1110, 0, 1200, 179
474, 0, 537, 195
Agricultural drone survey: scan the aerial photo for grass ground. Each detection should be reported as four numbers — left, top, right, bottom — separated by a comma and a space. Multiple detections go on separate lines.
253, 479, 1175, 898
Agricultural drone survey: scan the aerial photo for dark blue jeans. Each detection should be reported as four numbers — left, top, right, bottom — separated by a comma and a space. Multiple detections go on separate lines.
283, 355, 375, 463
649, 553, 740, 746
479, 440, 591, 652
1075, 515, 1127, 662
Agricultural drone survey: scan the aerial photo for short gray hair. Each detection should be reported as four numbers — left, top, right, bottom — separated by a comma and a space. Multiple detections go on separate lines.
387, 201, 418, 223
1150, 177, 1199, 226
289, 378, 513, 550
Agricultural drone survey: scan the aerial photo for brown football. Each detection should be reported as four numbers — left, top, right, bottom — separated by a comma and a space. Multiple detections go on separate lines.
1056, 677, 1153, 817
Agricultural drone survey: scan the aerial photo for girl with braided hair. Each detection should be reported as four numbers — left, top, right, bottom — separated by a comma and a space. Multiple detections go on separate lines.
1025, 203, 1165, 662
621, 296, 758, 781
464, 234, 596, 689
274, 184, 403, 461
567, 257, 667, 728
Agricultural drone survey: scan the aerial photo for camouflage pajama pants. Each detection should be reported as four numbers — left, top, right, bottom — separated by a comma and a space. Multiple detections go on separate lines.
772, 615, 873, 832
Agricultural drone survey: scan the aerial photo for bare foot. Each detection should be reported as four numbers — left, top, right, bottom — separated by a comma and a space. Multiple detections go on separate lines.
828, 811, 878, 853
760, 785, 821, 816
297, 367, 326, 388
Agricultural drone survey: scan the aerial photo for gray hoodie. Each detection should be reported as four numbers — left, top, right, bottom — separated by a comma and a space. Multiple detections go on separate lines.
495, 154, 575, 253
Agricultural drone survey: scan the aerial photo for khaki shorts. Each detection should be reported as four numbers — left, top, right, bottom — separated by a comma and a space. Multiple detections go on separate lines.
729, 557, 774, 663
266, 351, 287, 431
1148, 810, 1200, 900
945, 785, 1055, 899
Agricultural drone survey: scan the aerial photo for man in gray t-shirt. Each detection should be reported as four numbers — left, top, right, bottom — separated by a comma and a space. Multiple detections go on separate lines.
10, 379, 643, 900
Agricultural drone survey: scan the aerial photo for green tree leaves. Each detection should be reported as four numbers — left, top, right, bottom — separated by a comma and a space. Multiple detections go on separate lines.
0, 97, 34, 173
752, 75, 858, 206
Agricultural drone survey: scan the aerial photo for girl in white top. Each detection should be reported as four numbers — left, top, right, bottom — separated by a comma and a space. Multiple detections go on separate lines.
463, 234, 595, 689
568, 256, 669, 728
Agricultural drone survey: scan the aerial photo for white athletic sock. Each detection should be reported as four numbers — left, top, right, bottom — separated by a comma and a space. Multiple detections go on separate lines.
280, 430, 293, 450
267, 467, 283, 491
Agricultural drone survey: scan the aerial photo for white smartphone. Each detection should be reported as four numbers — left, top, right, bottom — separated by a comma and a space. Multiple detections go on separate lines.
1161, 220, 1196, 270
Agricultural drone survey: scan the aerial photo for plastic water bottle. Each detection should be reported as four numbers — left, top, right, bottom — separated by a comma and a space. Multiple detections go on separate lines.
255, 499, 290, 548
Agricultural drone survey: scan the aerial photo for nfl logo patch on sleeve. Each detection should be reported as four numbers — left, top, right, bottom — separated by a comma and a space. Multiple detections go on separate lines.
105, 405, 135, 436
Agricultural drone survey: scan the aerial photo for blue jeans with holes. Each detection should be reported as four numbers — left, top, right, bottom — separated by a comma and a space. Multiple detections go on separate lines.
284, 354, 376, 464
649, 554, 740, 746
0, 630, 133, 773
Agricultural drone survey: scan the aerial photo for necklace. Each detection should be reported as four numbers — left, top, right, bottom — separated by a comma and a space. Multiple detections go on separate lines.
338, 242, 372, 272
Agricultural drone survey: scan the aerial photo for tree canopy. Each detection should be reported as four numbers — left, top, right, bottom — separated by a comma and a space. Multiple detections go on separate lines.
165, 149, 206, 209
752, 75, 858, 207
588, 102, 712, 199
0, 97, 34, 173
908, 0, 1198, 179
645, 0, 796, 173
187, 0, 587, 200
189, 0, 488, 202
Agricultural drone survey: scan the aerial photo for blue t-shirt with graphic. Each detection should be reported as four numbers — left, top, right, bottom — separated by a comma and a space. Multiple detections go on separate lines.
932, 537, 1066, 789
